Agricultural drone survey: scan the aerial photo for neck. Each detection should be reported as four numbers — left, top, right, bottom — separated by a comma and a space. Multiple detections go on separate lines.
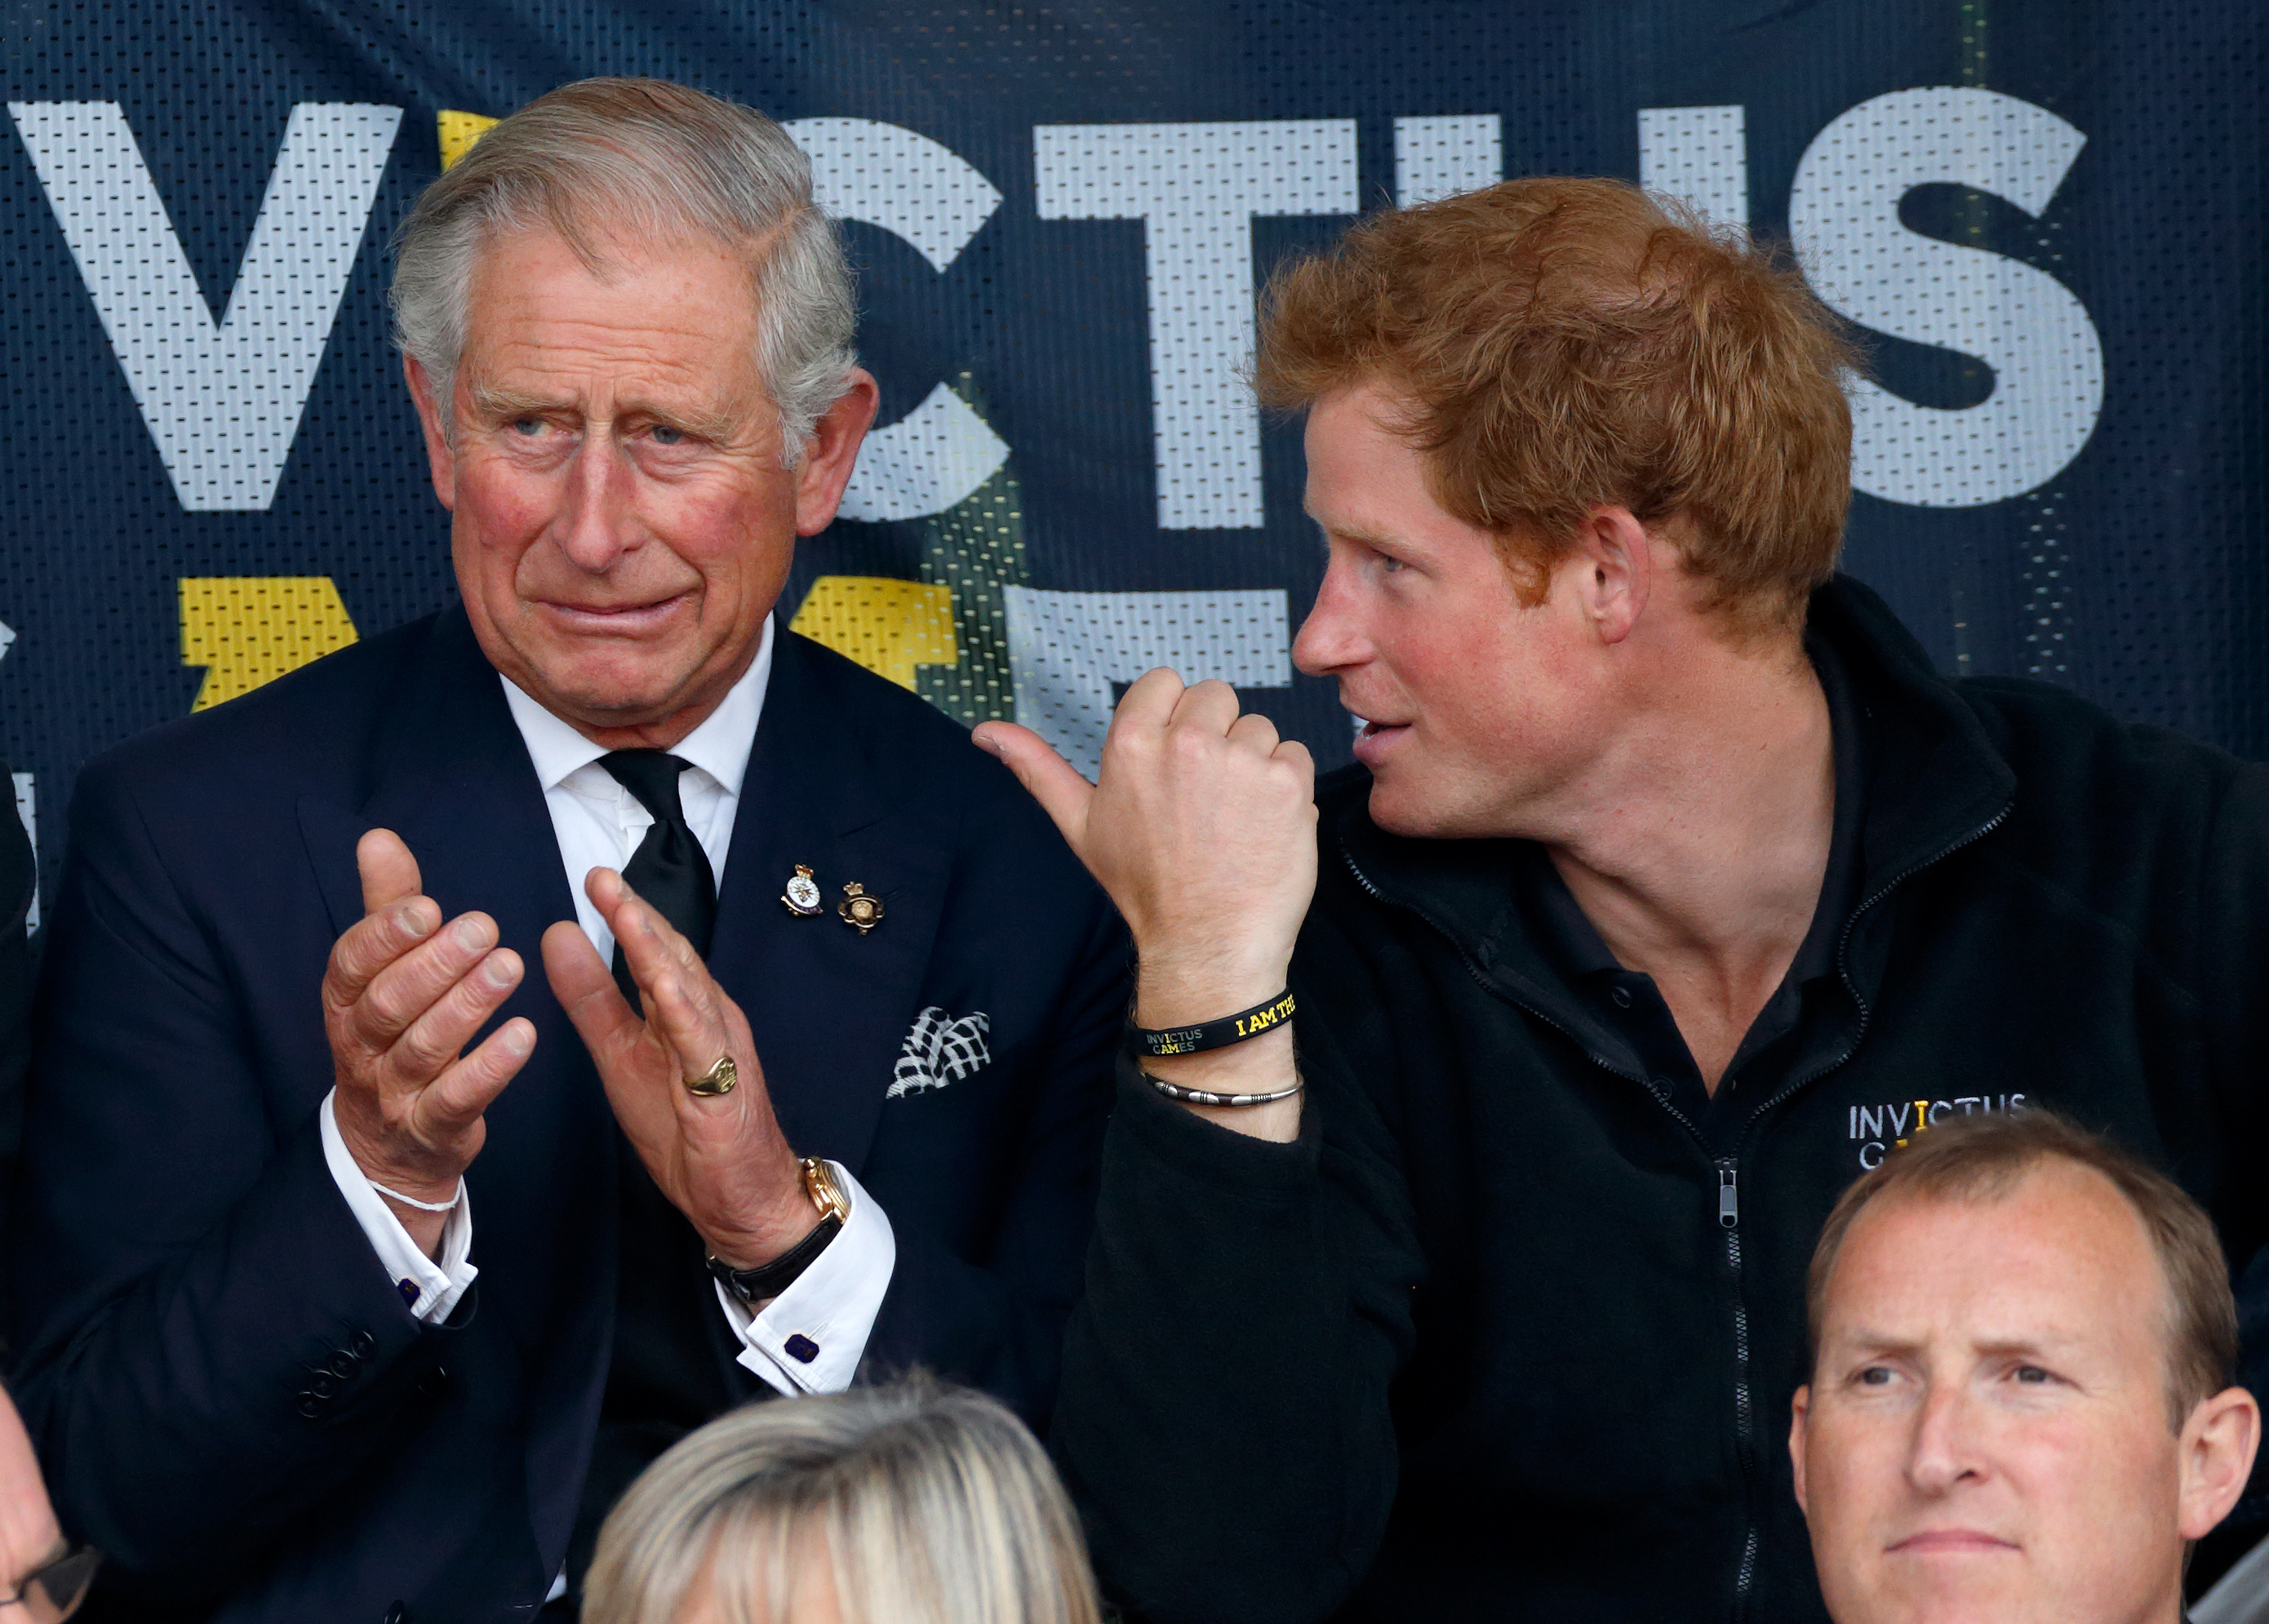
556, 640, 762, 753
1540, 632, 1835, 1088
569, 698, 721, 753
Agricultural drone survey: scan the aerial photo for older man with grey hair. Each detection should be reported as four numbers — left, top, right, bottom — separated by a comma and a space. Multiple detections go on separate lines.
7, 78, 1125, 1623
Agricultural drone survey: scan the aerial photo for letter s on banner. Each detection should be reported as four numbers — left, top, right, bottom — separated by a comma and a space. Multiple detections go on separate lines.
1789, 87, 2102, 509
787, 118, 1010, 523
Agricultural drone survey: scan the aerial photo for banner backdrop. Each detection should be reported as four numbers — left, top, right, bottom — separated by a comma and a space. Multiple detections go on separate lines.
2, 2, 2264, 917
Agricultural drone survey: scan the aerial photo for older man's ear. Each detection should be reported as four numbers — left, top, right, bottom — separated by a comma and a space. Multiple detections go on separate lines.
2177, 1386, 2261, 1542
790, 367, 879, 537
402, 353, 457, 511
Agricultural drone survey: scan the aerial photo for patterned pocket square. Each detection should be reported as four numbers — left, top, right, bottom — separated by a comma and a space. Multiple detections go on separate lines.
888, 1007, 992, 1098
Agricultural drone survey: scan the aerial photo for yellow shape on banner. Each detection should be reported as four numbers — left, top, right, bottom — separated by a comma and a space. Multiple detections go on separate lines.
180, 577, 360, 712
437, 109, 501, 171
790, 577, 959, 691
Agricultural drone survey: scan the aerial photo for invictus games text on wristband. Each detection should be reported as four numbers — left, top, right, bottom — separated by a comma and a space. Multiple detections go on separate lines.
1127, 990, 1297, 1058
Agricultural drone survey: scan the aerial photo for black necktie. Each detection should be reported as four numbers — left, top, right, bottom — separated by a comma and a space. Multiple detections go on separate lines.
574, 752, 741, 1594
599, 750, 717, 1005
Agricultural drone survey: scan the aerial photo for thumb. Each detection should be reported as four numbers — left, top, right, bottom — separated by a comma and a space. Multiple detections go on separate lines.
357, 828, 423, 916
541, 919, 642, 1065
973, 721, 1095, 852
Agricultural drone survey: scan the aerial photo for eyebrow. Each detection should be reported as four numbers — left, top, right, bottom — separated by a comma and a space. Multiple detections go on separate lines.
1303, 507, 1404, 549
1830, 1328, 2089, 1361
464, 380, 742, 443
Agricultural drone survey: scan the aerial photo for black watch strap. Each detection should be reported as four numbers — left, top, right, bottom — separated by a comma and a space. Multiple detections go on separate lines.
707, 1214, 844, 1304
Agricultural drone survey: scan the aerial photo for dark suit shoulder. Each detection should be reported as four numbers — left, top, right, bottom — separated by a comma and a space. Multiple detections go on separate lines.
76, 613, 442, 806
777, 630, 1052, 823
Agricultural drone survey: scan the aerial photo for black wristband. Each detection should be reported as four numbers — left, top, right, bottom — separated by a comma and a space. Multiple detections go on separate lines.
706, 1214, 842, 1304
1126, 990, 1296, 1058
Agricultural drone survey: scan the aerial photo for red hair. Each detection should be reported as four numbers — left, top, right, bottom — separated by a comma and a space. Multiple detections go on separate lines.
1255, 176, 1859, 637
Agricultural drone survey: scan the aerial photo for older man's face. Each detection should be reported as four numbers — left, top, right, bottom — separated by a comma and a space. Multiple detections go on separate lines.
407, 224, 873, 744
1792, 1164, 2225, 1624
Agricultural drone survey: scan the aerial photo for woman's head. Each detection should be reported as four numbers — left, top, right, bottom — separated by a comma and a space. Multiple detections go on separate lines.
584, 1377, 1101, 1624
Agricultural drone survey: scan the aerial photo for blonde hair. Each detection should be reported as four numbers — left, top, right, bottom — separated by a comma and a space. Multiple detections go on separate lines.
583, 1377, 1102, 1624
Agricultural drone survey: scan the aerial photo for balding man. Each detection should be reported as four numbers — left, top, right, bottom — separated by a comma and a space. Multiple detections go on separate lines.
9, 78, 1122, 1622
1793, 1110, 2259, 1624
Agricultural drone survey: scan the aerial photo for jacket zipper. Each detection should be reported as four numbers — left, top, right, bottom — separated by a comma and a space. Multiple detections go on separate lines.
1339, 797, 2010, 1615
1717, 1157, 1761, 1602
1735, 803, 2014, 1138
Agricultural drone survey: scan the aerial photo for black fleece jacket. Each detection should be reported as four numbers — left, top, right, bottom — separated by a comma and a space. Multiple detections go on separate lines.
1055, 575, 2269, 1624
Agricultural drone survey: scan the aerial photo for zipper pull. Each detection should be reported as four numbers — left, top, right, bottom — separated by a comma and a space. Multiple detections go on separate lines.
1716, 1159, 1739, 1228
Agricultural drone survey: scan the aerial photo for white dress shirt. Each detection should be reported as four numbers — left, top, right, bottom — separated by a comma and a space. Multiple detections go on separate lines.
318, 614, 897, 1400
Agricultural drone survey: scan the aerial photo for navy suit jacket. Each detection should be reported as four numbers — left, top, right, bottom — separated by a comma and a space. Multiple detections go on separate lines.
7, 608, 1126, 1623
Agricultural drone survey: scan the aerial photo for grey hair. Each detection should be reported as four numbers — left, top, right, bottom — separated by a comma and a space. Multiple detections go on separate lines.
389, 76, 856, 465
583, 1376, 1103, 1624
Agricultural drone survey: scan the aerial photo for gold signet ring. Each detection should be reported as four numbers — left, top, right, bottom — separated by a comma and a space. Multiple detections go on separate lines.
686, 1054, 739, 1097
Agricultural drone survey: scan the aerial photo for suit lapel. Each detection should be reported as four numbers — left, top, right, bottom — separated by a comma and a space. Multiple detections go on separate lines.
708, 632, 953, 1180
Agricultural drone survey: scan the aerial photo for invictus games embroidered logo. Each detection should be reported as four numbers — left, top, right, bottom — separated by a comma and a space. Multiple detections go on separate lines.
1849, 1093, 2029, 1169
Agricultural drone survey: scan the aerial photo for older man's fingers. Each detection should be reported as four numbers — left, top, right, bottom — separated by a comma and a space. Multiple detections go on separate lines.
325, 894, 445, 1015
357, 828, 424, 916
543, 919, 639, 1058
415, 1016, 535, 1138
606, 889, 708, 1015
343, 912, 500, 1053
540, 916, 686, 1160
646, 968, 737, 1108
384, 947, 523, 1083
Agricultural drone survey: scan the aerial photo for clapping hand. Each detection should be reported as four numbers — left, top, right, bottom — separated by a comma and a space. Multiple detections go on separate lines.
541, 870, 814, 1270
325, 830, 536, 1256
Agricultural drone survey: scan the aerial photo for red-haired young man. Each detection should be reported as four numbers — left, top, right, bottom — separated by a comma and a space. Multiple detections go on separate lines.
979, 179, 2269, 1623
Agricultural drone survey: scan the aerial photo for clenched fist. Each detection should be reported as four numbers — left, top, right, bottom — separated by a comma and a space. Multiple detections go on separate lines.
975, 670, 1315, 1139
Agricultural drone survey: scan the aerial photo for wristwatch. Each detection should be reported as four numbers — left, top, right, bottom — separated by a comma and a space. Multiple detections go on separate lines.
705, 1158, 850, 1305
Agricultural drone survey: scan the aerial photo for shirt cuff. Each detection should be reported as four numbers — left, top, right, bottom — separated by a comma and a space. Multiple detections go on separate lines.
714, 1160, 895, 1396
319, 1089, 477, 1324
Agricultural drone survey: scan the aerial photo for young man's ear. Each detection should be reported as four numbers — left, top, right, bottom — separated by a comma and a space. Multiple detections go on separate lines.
1567, 505, 1653, 646
403, 355, 457, 511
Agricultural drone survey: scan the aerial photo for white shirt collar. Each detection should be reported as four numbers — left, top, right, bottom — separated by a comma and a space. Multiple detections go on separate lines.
500, 613, 775, 795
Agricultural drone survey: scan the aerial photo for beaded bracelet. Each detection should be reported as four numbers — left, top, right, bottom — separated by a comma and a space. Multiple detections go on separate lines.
1142, 1072, 1305, 1108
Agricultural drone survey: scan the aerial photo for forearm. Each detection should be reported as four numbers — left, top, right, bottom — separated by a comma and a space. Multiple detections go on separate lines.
1055, 1068, 1405, 1624
1134, 952, 1302, 1141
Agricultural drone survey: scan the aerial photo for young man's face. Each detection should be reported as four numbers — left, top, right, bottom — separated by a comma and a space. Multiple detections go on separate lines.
1792, 1164, 2219, 1624
1291, 383, 1612, 840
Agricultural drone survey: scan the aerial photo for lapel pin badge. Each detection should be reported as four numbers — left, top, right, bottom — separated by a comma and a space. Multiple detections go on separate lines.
837, 881, 885, 934
781, 864, 824, 917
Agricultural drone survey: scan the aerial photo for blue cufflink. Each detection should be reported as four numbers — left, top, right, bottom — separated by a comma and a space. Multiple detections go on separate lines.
396, 1279, 420, 1309
784, 1333, 819, 1364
